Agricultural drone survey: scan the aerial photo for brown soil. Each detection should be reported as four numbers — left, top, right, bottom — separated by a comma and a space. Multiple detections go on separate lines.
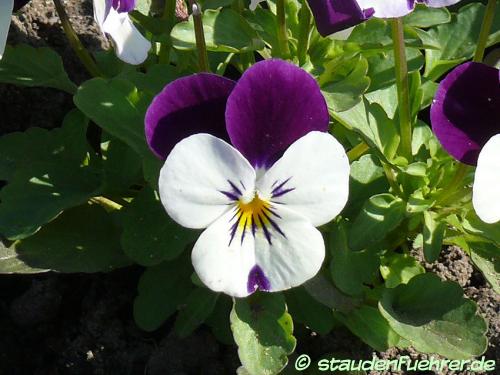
0, 1, 498, 374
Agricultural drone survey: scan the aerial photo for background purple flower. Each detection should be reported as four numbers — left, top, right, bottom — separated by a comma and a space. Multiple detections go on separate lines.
431, 62, 500, 165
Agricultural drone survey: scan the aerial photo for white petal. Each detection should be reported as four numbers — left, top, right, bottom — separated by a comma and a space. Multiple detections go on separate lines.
93, 0, 109, 31
257, 131, 350, 227
357, 0, 414, 18
330, 27, 354, 41
426, 0, 462, 8
0, 0, 14, 60
101, 8, 151, 65
249, 0, 265, 11
192, 209, 256, 298
159, 133, 256, 229
472, 134, 500, 224
254, 205, 325, 292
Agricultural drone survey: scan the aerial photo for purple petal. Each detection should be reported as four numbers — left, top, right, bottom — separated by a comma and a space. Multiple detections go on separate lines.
247, 265, 271, 293
225, 59, 329, 169
111, 0, 136, 13
145, 73, 236, 159
307, 0, 374, 37
13, 0, 30, 11
431, 62, 500, 165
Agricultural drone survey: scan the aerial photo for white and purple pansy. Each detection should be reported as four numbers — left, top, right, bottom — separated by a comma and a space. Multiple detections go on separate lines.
431, 62, 500, 224
93, 0, 151, 65
145, 59, 350, 297
0, 0, 30, 59
305, 0, 462, 37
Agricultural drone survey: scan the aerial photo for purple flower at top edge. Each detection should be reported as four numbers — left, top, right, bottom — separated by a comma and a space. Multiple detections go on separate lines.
144, 59, 351, 297
93, 0, 151, 65
430, 62, 500, 224
300, 0, 463, 37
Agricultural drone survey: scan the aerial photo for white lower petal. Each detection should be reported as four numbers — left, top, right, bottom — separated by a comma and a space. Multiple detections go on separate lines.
357, 0, 413, 18
473, 134, 500, 224
254, 205, 325, 292
257, 131, 350, 227
101, 8, 151, 65
0, 0, 14, 60
159, 133, 256, 229
192, 204, 325, 297
192, 209, 256, 298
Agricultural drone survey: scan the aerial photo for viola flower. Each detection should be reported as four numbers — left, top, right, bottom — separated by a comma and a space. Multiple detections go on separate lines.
93, 0, 151, 65
431, 62, 500, 224
145, 59, 350, 297
305, 0, 462, 37
0, 0, 30, 59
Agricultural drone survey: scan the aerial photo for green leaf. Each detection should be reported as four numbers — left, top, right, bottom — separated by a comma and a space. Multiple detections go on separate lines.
74, 78, 152, 158
348, 18, 422, 49
0, 111, 103, 240
120, 187, 197, 266
344, 154, 389, 219
424, 2, 500, 80
206, 296, 234, 345
12, 204, 131, 272
174, 288, 219, 338
171, 9, 265, 53
0, 44, 76, 93
333, 99, 400, 162
285, 287, 335, 335
423, 211, 446, 262
404, 4, 451, 28
0, 239, 48, 274
0, 109, 90, 182
134, 256, 194, 331
231, 293, 296, 375
348, 194, 406, 251
335, 306, 403, 352
380, 253, 425, 288
469, 242, 500, 294
120, 64, 181, 95
463, 214, 500, 247
101, 136, 143, 193
366, 47, 424, 91
320, 55, 370, 113
330, 225, 380, 296
379, 273, 488, 359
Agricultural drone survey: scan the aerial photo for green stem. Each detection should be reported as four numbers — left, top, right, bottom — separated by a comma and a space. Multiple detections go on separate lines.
159, 0, 177, 64
473, 0, 496, 62
391, 18, 412, 162
190, 0, 210, 72
90, 196, 123, 211
297, 0, 311, 66
347, 142, 369, 162
53, 0, 101, 77
276, 0, 291, 59
382, 162, 404, 198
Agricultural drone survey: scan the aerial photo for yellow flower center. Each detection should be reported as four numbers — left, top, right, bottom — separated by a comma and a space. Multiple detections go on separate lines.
236, 194, 271, 231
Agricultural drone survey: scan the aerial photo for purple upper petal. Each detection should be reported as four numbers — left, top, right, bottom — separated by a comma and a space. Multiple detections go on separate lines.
431, 62, 500, 165
306, 0, 374, 37
111, 0, 136, 13
225, 59, 330, 169
145, 73, 236, 159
